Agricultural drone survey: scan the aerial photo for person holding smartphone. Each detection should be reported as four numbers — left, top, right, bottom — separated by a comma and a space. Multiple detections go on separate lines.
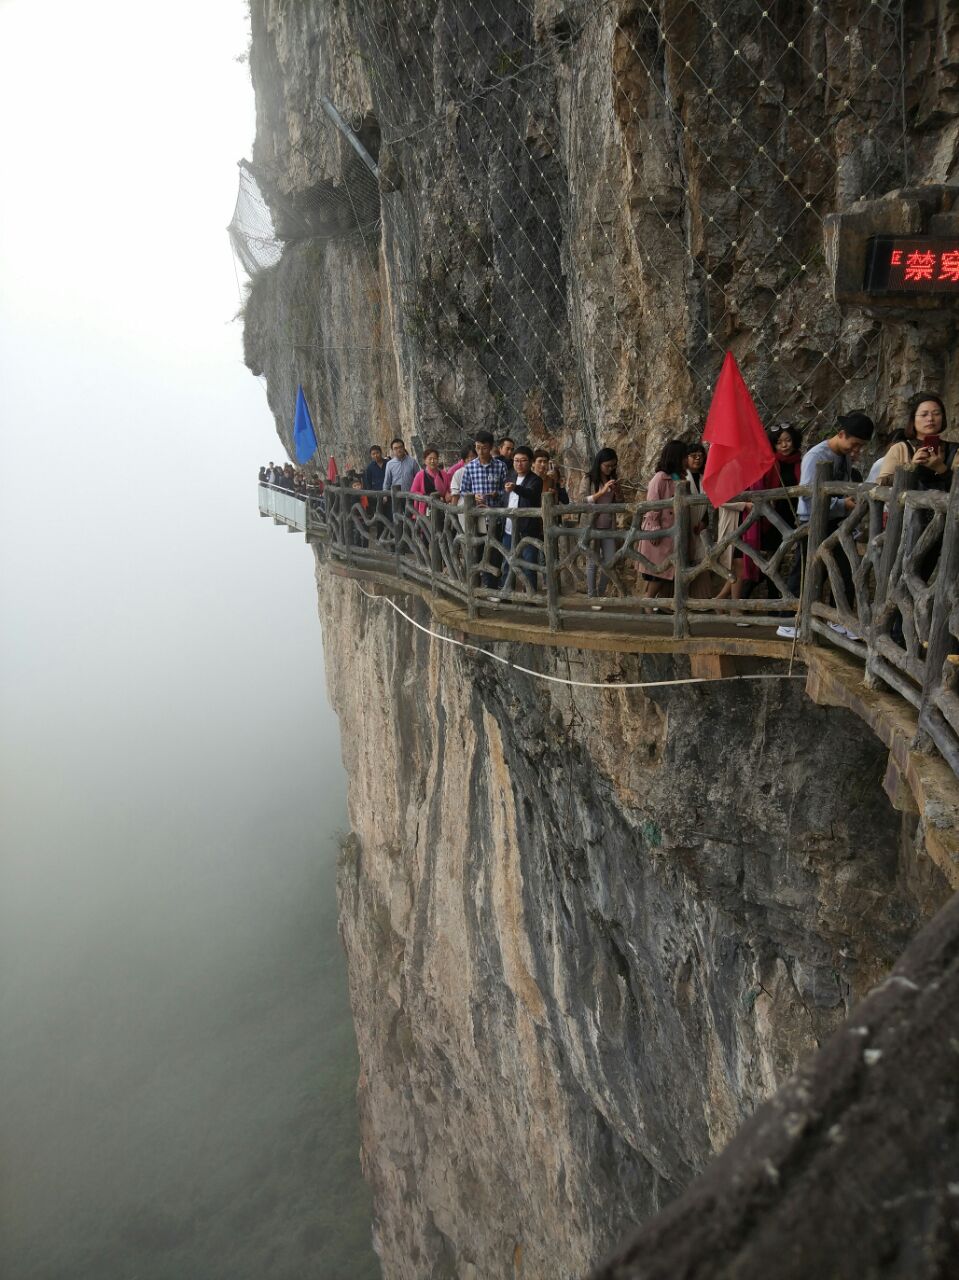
877, 394, 956, 489
578, 448, 623, 602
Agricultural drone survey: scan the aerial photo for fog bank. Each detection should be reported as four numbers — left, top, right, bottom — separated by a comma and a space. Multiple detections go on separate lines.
0, 2, 377, 1275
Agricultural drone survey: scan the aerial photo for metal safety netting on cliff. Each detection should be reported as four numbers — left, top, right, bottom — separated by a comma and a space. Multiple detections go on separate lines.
229, 98, 382, 279
238, 0, 931, 482
339, 0, 912, 464
228, 162, 283, 276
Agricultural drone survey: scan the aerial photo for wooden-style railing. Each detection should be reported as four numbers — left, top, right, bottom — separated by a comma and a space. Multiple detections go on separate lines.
258, 467, 959, 774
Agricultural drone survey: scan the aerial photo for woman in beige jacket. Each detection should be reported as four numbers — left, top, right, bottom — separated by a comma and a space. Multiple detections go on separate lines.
877, 393, 957, 488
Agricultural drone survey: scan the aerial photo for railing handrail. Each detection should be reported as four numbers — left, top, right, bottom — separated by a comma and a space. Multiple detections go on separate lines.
258, 477, 950, 509
259, 470, 959, 777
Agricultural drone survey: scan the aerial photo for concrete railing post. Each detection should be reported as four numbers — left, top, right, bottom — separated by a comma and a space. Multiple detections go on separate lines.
918, 473, 959, 748
875, 467, 913, 602
542, 492, 560, 632
345, 490, 355, 567
392, 485, 403, 580
464, 494, 478, 620
327, 483, 341, 554
799, 460, 832, 643
866, 466, 916, 685
429, 496, 443, 595
672, 481, 690, 639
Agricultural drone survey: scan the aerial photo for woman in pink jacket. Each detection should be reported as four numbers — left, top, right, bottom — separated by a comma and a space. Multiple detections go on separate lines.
638, 440, 689, 598
410, 445, 451, 516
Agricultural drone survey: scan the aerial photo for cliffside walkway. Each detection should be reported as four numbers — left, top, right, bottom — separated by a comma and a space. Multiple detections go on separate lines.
259, 471, 959, 880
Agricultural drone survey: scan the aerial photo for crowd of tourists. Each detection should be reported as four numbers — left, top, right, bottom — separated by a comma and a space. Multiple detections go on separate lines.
260, 393, 956, 632
258, 461, 325, 495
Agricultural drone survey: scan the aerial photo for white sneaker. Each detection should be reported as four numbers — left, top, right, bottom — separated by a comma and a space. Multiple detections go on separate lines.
487, 597, 501, 605
826, 622, 862, 641
590, 604, 603, 611
776, 625, 797, 639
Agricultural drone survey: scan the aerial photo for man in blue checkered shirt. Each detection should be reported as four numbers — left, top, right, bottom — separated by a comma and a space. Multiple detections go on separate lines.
459, 430, 509, 588
459, 431, 509, 503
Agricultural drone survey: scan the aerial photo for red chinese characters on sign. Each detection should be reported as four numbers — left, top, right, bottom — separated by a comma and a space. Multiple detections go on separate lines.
939, 250, 959, 284
865, 237, 959, 295
904, 249, 936, 281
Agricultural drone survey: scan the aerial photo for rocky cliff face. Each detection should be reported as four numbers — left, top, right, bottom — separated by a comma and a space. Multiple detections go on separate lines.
242, 3, 958, 1276
316, 571, 948, 1278
246, 0, 958, 480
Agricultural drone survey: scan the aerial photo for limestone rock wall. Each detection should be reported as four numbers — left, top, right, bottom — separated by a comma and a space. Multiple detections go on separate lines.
316, 569, 948, 1279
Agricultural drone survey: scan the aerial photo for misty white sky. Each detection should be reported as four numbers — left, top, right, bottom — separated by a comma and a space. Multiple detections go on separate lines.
0, 0, 349, 1167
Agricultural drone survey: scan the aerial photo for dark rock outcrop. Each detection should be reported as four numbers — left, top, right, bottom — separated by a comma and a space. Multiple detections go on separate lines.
592, 890, 959, 1279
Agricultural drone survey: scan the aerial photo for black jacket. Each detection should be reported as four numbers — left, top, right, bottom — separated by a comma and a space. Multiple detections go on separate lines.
507, 472, 544, 540
363, 459, 387, 491
905, 438, 958, 491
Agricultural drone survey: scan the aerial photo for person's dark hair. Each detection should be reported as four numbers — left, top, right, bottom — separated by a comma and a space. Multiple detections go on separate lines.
769, 425, 803, 453
906, 393, 948, 438
588, 447, 619, 490
369, 444, 383, 455
423, 443, 440, 458
532, 448, 550, 461
513, 445, 534, 461
390, 436, 405, 448
837, 412, 874, 441
498, 435, 515, 447
656, 439, 689, 477
460, 442, 476, 460
475, 430, 495, 446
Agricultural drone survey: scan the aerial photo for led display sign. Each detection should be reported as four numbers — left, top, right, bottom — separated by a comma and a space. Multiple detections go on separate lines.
864, 236, 959, 295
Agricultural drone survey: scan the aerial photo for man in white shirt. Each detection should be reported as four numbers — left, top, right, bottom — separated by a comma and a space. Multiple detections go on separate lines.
500, 446, 542, 591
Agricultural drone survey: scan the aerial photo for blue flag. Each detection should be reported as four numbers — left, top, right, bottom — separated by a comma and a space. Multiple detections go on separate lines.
293, 386, 318, 464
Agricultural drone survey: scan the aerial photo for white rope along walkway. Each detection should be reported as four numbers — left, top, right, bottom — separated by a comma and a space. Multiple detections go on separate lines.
354, 581, 805, 692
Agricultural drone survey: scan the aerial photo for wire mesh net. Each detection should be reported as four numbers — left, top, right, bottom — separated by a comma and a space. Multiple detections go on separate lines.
228, 162, 282, 276
348, 0, 909, 451
229, 104, 383, 278
241, 1, 914, 474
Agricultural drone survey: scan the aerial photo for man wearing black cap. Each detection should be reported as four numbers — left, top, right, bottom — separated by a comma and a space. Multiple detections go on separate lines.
778, 412, 874, 639
795, 412, 874, 524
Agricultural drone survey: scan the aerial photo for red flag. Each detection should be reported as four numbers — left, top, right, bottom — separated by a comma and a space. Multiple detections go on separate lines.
327, 455, 339, 483
701, 352, 774, 506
